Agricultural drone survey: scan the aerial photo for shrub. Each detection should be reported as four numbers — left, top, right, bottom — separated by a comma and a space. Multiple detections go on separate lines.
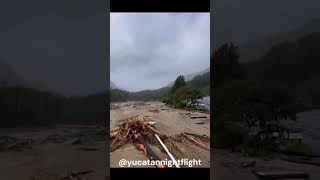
281, 142, 312, 155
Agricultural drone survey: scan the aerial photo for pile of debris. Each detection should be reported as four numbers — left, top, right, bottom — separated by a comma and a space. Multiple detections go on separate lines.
59, 170, 95, 180
42, 134, 67, 144
110, 115, 210, 168
111, 104, 120, 109
71, 129, 106, 145
0, 136, 34, 151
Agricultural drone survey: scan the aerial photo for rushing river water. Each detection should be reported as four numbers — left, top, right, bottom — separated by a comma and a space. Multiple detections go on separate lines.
197, 96, 210, 111
281, 110, 320, 155
195, 97, 320, 154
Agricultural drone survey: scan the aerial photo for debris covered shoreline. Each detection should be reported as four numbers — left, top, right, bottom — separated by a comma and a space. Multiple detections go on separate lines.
0, 125, 107, 180
212, 149, 320, 180
110, 101, 210, 168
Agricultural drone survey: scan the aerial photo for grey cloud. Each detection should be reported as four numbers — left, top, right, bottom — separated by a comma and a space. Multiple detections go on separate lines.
0, 0, 107, 96
213, 0, 320, 49
111, 13, 210, 92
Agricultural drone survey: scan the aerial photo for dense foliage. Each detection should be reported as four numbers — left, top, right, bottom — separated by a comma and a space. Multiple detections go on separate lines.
212, 37, 313, 149
110, 72, 210, 102
110, 87, 171, 102
246, 32, 320, 107
0, 86, 106, 127
188, 72, 210, 95
213, 42, 242, 88
164, 77, 204, 108
171, 75, 187, 94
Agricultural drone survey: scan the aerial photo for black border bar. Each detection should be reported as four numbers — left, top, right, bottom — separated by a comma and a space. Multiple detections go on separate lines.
110, 0, 210, 12
110, 168, 210, 179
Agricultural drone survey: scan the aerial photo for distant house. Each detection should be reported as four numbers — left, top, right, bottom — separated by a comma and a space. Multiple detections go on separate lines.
250, 122, 302, 144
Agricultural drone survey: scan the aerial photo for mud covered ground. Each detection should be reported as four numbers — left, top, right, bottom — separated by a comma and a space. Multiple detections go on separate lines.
110, 101, 210, 168
0, 125, 107, 180
212, 149, 320, 180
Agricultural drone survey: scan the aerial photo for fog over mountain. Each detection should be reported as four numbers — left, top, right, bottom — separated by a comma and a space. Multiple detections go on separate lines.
0, 57, 24, 86
167, 67, 210, 87
213, 0, 320, 52
239, 18, 320, 62
110, 81, 117, 89
0, 0, 107, 96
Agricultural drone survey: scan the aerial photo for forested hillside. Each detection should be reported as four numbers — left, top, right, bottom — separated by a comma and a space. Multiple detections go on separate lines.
110, 71, 210, 102
245, 32, 320, 107
213, 32, 320, 148
0, 86, 106, 127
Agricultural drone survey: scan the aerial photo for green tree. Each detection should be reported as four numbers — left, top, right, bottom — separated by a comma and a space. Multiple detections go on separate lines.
171, 75, 187, 94
212, 42, 241, 88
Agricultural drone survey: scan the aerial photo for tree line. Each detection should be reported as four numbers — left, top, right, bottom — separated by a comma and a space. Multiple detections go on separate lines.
0, 85, 106, 127
110, 72, 209, 102
212, 32, 320, 153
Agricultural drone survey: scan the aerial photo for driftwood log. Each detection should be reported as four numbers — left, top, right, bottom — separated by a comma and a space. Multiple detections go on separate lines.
134, 135, 165, 168
190, 115, 208, 119
182, 133, 210, 151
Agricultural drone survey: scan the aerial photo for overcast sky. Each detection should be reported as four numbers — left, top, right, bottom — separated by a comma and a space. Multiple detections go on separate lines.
110, 13, 210, 92
213, 0, 320, 49
0, 0, 107, 96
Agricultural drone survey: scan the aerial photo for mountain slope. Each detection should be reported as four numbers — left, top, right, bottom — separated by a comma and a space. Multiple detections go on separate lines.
213, 0, 320, 51
110, 69, 210, 102
245, 32, 320, 106
239, 18, 320, 62
110, 81, 117, 89
167, 67, 210, 87
0, 58, 24, 86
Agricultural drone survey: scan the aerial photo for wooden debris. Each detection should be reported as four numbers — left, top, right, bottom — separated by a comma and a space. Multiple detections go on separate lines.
110, 116, 150, 151
240, 160, 256, 168
110, 129, 119, 138
149, 109, 160, 113
146, 126, 167, 138
196, 122, 205, 124
252, 170, 309, 179
111, 104, 120, 109
155, 134, 180, 168
134, 135, 165, 168
43, 134, 67, 144
1, 138, 34, 151
190, 115, 208, 119
110, 115, 210, 167
71, 139, 82, 145
182, 133, 210, 151
184, 132, 198, 136
60, 170, 94, 180
0, 136, 17, 145
78, 147, 99, 151
183, 132, 210, 143
148, 121, 156, 126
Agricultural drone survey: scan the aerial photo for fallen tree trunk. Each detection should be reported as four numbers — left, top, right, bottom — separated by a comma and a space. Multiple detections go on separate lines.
190, 115, 207, 119
146, 126, 167, 139
134, 136, 165, 168
78, 147, 99, 151
183, 133, 209, 151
